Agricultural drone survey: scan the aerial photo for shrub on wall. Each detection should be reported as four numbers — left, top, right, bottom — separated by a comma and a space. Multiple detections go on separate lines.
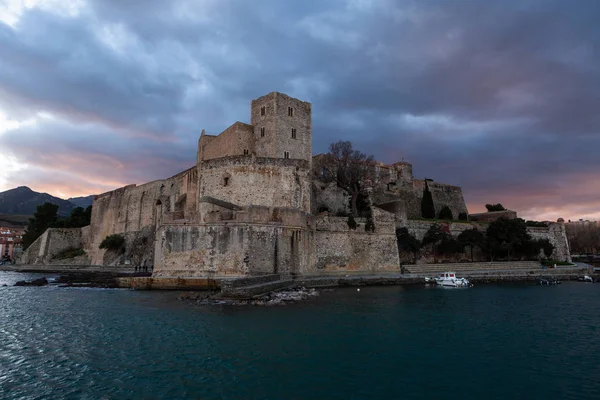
99, 234, 125, 252
53, 247, 85, 260
438, 206, 453, 220
458, 212, 468, 221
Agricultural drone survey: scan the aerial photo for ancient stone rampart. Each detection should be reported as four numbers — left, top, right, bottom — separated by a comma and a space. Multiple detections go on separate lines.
403, 219, 572, 263
198, 122, 255, 161
199, 156, 311, 213
527, 223, 572, 262
20, 228, 89, 265
309, 207, 399, 274
86, 167, 197, 265
153, 221, 314, 278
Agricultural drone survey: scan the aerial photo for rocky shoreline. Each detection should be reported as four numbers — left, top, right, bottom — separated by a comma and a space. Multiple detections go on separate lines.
178, 287, 322, 306
13, 272, 151, 288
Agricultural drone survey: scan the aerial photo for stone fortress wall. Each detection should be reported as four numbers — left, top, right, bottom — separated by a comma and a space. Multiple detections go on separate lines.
198, 156, 311, 213
20, 91, 571, 274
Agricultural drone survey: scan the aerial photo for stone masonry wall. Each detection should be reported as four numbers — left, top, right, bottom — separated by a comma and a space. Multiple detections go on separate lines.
153, 223, 314, 278
86, 167, 197, 265
309, 207, 399, 274
528, 223, 572, 262
403, 219, 572, 263
199, 156, 311, 213
312, 181, 349, 215
198, 122, 255, 161
20, 228, 87, 265
371, 178, 467, 220
251, 92, 312, 164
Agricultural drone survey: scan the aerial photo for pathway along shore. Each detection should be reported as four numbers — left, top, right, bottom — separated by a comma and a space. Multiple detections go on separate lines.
2, 263, 598, 292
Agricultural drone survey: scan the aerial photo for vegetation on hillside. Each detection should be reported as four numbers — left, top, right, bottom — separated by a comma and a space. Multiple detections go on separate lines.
22, 203, 93, 250
395, 217, 559, 263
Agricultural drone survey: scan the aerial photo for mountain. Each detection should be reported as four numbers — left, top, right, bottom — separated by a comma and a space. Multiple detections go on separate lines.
68, 195, 94, 208
0, 186, 82, 217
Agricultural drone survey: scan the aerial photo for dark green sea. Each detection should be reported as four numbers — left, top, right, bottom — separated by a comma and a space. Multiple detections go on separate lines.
1, 271, 599, 400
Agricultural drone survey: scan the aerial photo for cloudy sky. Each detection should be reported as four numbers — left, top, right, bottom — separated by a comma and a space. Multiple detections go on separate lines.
0, 0, 599, 221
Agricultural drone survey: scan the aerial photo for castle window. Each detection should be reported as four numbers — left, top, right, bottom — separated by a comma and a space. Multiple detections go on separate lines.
284, 151, 290, 159
261, 106, 266, 116
243, 149, 249, 155
291, 128, 297, 139
260, 127, 265, 137
224, 177, 230, 186
288, 107, 294, 117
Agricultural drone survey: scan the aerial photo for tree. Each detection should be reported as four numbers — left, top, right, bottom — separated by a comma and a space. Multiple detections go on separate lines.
438, 205, 453, 220
485, 203, 506, 212
457, 228, 485, 262
396, 227, 421, 263
99, 234, 125, 252
437, 237, 463, 257
538, 239, 554, 259
54, 206, 92, 228
484, 217, 531, 261
422, 223, 449, 262
316, 141, 374, 217
22, 203, 59, 250
421, 180, 435, 219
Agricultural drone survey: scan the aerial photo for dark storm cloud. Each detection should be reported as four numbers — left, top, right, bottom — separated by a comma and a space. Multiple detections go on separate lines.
1, 0, 599, 219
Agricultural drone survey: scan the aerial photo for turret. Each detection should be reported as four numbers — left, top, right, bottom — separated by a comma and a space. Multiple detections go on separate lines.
250, 92, 312, 165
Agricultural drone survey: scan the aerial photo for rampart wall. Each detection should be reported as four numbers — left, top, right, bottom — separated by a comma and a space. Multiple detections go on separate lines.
20, 228, 88, 265
309, 207, 399, 274
86, 167, 197, 265
403, 219, 572, 263
153, 223, 315, 278
199, 156, 311, 213
198, 122, 255, 161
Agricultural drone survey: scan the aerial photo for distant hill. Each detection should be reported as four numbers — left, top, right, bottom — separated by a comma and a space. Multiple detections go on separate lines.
0, 186, 93, 217
68, 195, 94, 208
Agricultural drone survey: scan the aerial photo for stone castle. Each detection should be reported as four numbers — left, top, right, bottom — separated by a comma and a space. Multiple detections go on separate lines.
21, 92, 571, 275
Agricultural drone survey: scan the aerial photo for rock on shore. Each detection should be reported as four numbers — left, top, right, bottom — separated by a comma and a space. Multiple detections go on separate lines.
14, 277, 49, 286
179, 287, 320, 306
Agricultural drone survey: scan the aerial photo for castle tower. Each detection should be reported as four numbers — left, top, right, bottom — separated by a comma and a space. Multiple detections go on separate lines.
250, 92, 312, 165
393, 161, 413, 186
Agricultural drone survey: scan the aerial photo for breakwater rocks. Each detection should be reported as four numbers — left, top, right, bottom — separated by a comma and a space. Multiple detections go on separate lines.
14, 278, 49, 286
178, 287, 320, 306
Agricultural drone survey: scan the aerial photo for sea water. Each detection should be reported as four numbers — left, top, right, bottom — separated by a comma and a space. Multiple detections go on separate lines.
1, 271, 599, 399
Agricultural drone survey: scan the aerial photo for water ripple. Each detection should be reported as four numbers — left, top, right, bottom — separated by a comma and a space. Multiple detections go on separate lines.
1, 273, 600, 399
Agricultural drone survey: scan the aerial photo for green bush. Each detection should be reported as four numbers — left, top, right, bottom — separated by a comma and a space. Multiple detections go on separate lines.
525, 220, 549, 227
53, 247, 85, 260
99, 234, 125, 252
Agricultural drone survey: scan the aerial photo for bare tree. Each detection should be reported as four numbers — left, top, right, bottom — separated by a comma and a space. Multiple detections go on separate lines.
316, 141, 374, 217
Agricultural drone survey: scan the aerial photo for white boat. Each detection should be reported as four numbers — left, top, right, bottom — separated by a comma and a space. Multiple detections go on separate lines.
434, 272, 470, 288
